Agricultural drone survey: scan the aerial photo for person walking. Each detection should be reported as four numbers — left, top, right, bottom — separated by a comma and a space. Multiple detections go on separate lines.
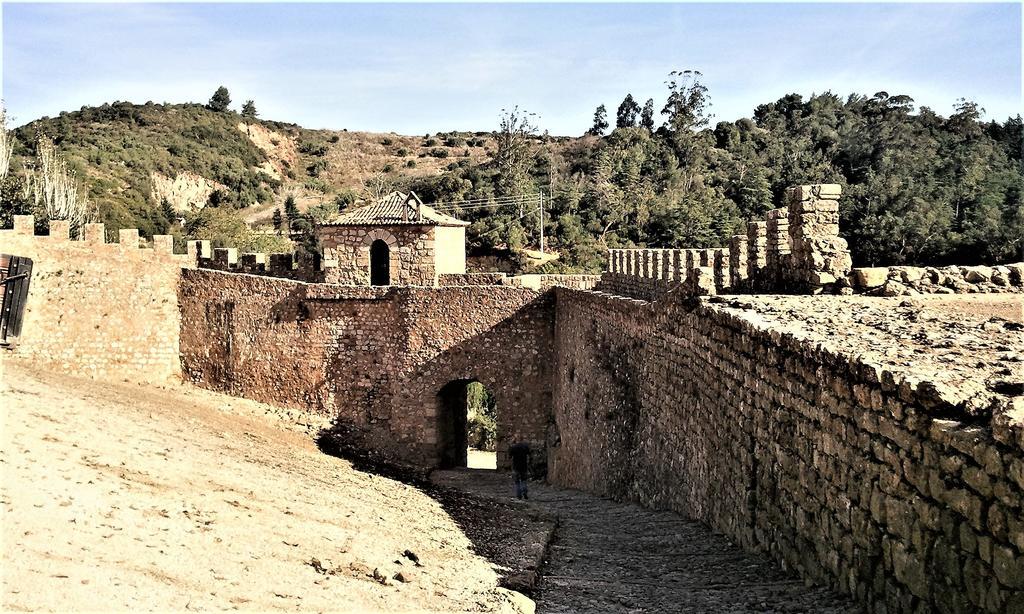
508, 441, 530, 499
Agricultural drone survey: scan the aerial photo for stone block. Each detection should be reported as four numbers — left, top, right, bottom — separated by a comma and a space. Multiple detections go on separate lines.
13, 214, 35, 235
84, 223, 106, 244
48, 219, 70, 240
853, 268, 890, 288
118, 228, 140, 248
153, 235, 174, 253
187, 240, 212, 260
213, 247, 238, 266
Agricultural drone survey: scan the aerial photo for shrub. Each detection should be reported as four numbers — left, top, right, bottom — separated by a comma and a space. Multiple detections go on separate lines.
405, 160, 416, 168
467, 412, 496, 451
429, 148, 449, 158
380, 137, 393, 146
424, 138, 438, 147
298, 142, 328, 156
306, 158, 328, 177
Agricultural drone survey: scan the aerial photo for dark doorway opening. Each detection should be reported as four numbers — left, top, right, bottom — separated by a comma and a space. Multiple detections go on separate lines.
370, 239, 390, 286
437, 380, 497, 470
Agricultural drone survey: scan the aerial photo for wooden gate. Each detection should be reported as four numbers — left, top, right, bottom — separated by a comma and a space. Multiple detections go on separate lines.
1, 254, 33, 348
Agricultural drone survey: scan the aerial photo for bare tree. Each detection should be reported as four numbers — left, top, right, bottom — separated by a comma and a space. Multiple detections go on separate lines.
494, 106, 538, 199
361, 171, 394, 202
26, 136, 94, 236
0, 104, 12, 181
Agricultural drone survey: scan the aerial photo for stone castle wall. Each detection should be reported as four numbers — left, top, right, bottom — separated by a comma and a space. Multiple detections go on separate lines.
549, 287, 1024, 613
177, 269, 555, 470
600, 184, 852, 299
0, 215, 188, 383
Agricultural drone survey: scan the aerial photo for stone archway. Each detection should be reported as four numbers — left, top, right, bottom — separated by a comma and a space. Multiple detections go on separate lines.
436, 379, 499, 470
360, 229, 399, 285
370, 240, 390, 286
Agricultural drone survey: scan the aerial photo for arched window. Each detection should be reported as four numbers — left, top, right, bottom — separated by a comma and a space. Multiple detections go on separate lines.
370, 239, 390, 286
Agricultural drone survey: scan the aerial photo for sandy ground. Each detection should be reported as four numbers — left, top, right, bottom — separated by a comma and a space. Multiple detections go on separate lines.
0, 360, 530, 613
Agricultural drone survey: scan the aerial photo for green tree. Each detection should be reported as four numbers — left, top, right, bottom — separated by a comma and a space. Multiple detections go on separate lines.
587, 104, 609, 136
272, 208, 283, 234
208, 86, 231, 112
616, 94, 641, 128
241, 100, 258, 119
284, 195, 300, 223
640, 98, 655, 132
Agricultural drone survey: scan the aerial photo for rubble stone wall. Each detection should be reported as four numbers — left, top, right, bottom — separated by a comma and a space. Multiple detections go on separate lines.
0, 216, 189, 383
550, 287, 1024, 613
318, 225, 437, 286
852, 264, 1024, 296
177, 269, 555, 470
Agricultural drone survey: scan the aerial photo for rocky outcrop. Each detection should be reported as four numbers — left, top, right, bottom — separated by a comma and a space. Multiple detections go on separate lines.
150, 171, 225, 212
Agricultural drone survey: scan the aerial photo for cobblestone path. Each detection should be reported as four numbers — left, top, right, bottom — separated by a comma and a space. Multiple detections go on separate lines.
433, 469, 859, 614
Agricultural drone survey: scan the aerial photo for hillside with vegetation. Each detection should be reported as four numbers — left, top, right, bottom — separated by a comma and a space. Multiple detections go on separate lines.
1, 76, 1020, 270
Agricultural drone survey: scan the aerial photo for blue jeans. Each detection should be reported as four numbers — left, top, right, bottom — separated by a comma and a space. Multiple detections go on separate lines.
513, 470, 528, 499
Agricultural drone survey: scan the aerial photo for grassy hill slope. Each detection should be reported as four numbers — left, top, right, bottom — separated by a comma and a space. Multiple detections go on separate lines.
10, 102, 497, 236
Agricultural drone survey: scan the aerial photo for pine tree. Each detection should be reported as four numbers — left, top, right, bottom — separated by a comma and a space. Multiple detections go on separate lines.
587, 104, 609, 136
284, 195, 299, 222
241, 100, 258, 119
640, 98, 656, 132
208, 86, 231, 112
616, 94, 641, 128
272, 208, 283, 234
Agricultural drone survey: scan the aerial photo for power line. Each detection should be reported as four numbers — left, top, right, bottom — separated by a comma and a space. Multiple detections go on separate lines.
478, 205, 543, 238
430, 192, 545, 211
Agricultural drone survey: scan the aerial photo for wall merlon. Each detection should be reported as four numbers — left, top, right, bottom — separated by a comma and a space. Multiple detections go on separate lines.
152, 235, 174, 254
48, 220, 71, 240
13, 215, 35, 235
84, 223, 106, 244
118, 228, 140, 249
213, 247, 238, 266
187, 240, 212, 261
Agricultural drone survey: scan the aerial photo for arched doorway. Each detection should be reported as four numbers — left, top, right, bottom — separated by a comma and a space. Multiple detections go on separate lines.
437, 380, 497, 470
369, 239, 390, 286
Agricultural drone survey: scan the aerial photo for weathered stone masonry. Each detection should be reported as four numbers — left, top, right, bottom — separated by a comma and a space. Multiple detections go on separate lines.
4, 181, 1023, 614
177, 270, 555, 471
0, 217, 188, 383
549, 288, 1024, 613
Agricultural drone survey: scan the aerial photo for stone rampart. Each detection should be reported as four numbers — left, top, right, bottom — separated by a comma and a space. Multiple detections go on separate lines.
0, 215, 189, 382
601, 184, 852, 299
190, 240, 323, 283
177, 269, 555, 471
549, 287, 1024, 613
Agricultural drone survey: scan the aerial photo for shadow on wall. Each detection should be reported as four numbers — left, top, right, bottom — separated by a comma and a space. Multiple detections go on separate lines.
316, 289, 556, 475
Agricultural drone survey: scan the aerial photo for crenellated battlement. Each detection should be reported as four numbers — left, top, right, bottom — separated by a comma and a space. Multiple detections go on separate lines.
602, 182, 1023, 302
189, 240, 322, 282
2, 215, 189, 263
0, 214, 188, 382
601, 184, 849, 299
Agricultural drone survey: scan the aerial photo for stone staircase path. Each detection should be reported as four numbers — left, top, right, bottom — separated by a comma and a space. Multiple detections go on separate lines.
432, 469, 860, 614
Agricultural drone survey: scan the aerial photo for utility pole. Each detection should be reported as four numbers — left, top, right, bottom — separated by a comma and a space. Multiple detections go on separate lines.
539, 192, 545, 254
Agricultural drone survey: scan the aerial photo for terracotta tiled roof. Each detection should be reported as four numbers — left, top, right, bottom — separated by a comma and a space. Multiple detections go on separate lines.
321, 191, 469, 227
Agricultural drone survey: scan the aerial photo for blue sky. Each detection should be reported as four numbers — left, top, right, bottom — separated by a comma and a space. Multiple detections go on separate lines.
2, 3, 1021, 134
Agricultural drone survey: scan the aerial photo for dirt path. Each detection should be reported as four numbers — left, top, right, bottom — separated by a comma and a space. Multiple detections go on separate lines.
433, 470, 860, 613
0, 361, 528, 613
